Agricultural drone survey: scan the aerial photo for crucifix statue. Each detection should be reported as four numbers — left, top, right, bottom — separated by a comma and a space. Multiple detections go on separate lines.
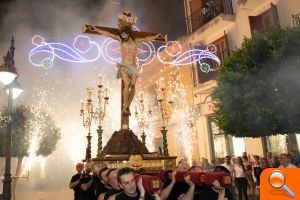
83, 11, 167, 130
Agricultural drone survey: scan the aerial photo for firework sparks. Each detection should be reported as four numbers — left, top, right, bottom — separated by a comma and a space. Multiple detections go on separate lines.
21, 90, 49, 175
169, 71, 196, 166
39, 156, 46, 179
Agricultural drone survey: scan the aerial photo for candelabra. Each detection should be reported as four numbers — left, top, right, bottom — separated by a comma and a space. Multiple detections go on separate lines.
80, 87, 94, 161
93, 75, 109, 157
156, 78, 174, 156
80, 77, 109, 160
134, 92, 152, 145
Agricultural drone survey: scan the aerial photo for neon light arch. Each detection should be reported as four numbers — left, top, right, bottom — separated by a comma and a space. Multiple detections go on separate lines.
157, 42, 220, 73
29, 35, 101, 69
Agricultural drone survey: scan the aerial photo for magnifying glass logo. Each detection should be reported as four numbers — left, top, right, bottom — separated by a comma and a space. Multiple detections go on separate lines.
268, 170, 295, 198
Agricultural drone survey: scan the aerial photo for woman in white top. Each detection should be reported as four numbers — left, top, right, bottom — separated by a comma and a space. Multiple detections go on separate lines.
233, 157, 248, 200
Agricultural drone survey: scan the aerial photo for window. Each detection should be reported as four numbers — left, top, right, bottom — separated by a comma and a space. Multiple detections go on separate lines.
267, 135, 288, 156
249, 4, 279, 35
208, 116, 228, 159
292, 13, 300, 27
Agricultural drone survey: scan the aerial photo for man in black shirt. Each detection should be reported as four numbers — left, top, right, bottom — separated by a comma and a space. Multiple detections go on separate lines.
95, 167, 110, 199
69, 163, 83, 200
115, 168, 155, 200
79, 169, 97, 200
99, 168, 122, 200
198, 180, 234, 200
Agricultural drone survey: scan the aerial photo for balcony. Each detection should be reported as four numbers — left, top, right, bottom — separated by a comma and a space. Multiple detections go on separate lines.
292, 13, 300, 27
186, 0, 234, 35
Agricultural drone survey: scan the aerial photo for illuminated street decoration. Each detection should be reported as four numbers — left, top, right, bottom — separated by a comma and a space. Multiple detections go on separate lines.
29, 33, 155, 71
157, 42, 220, 73
29, 34, 219, 73
29, 35, 101, 69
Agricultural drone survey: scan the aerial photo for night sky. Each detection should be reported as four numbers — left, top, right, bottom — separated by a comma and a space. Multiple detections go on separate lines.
0, 0, 186, 42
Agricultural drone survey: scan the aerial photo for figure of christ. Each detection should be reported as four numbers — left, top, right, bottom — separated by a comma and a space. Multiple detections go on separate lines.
84, 12, 165, 116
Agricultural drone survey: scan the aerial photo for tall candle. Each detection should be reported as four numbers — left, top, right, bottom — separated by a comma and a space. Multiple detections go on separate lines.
168, 93, 173, 102
159, 78, 165, 89
87, 88, 93, 99
98, 74, 103, 86
156, 90, 161, 100
105, 88, 108, 98
81, 101, 84, 110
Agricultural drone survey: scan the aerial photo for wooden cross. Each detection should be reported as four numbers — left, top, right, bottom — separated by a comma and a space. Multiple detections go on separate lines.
83, 24, 167, 42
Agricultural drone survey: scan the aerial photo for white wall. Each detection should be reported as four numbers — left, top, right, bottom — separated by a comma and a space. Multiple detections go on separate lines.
277, 0, 300, 27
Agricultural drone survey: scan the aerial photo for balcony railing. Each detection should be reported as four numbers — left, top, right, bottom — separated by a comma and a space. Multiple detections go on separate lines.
292, 13, 300, 27
187, 0, 234, 34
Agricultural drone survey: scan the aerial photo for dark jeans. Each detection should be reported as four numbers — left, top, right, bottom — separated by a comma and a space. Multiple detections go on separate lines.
235, 177, 248, 200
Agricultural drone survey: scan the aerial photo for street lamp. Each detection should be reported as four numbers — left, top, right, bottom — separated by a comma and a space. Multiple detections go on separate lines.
4, 79, 23, 99
0, 38, 17, 86
0, 70, 17, 86
0, 37, 23, 200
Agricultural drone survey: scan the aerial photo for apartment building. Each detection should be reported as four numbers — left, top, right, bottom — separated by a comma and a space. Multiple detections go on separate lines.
184, 0, 300, 161
139, 0, 300, 164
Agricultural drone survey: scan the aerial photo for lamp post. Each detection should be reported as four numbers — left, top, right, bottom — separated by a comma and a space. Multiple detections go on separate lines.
134, 92, 152, 145
156, 78, 174, 156
0, 37, 23, 200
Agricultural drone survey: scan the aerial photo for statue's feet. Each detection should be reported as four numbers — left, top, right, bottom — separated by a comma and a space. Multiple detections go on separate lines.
122, 107, 131, 116
126, 107, 131, 116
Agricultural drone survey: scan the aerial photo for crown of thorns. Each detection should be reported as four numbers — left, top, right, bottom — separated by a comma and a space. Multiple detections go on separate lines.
118, 11, 137, 31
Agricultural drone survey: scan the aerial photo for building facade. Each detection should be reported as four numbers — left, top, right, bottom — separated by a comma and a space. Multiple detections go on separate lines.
138, 0, 300, 164
184, 0, 300, 162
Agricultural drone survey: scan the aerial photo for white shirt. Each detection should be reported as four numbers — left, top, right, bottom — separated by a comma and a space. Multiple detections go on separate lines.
279, 163, 297, 168
234, 165, 246, 178
222, 163, 234, 174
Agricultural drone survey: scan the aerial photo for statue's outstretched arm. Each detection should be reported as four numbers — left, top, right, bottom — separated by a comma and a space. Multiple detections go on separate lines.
136, 33, 166, 43
83, 24, 120, 41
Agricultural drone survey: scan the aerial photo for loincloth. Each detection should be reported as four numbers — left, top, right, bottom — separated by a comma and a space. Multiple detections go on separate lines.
116, 63, 139, 79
